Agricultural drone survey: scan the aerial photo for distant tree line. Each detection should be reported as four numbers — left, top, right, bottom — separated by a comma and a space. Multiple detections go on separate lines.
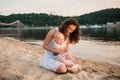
77, 8, 120, 25
0, 8, 120, 27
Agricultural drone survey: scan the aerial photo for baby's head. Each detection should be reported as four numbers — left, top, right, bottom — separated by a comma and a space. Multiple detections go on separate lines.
54, 32, 64, 45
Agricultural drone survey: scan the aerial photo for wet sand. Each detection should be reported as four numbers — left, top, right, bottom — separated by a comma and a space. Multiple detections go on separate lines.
70, 39, 120, 66
0, 37, 120, 80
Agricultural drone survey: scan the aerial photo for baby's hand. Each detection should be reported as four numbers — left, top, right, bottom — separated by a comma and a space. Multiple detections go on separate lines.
54, 48, 63, 54
64, 47, 69, 53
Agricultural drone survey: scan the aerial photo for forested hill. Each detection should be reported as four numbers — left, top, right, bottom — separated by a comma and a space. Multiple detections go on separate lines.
0, 8, 120, 26
77, 8, 120, 25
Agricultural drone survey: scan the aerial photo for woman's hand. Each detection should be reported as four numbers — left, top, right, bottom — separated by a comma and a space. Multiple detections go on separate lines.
54, 48, 64, 54
63, 47, 69, 53
74, 60, 80, 64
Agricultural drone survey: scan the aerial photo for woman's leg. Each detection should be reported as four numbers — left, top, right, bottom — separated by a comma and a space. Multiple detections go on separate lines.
56, 63, 67, 73
68, 64, 79, 73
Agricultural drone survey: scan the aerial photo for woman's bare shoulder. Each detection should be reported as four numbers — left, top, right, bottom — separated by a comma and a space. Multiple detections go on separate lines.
50, 28, 56, 32
44, 28, 56, 40
48, 28, 57, 35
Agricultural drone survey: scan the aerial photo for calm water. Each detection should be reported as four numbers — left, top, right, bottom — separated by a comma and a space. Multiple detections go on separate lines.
0, 26, 120, 40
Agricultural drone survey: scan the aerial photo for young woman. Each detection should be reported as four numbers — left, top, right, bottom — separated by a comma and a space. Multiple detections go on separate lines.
40, 18, 81, 73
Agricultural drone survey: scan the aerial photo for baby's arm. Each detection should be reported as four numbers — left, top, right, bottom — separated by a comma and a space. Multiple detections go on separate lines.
53, 43, 59, 50
53, 43, 64, 55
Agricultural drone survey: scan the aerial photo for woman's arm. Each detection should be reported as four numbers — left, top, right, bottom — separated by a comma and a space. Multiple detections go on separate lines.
43, 28, 63, 54
68, 55, 80, 64
64, 40, 70, 53
65, 41, 80, 64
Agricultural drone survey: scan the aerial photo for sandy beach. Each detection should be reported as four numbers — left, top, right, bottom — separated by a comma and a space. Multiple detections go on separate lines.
0, 37, 120, 80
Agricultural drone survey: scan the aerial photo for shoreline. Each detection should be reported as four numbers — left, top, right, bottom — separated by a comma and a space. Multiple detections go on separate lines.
21, 37, 120, 66
70, 39, 120, 66
0, 37, 120, 80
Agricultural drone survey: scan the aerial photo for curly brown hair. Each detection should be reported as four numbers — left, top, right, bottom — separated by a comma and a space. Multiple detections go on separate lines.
59, 18, 81, 44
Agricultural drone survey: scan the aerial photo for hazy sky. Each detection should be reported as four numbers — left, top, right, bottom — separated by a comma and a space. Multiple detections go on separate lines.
0, 0, 120, 16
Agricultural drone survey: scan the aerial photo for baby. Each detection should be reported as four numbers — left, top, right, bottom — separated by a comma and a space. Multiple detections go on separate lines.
53, 32, 79, 70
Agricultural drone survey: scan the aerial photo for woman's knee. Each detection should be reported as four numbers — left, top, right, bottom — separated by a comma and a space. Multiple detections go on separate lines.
56, 64, 67, 73
69, 66, 78, 73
